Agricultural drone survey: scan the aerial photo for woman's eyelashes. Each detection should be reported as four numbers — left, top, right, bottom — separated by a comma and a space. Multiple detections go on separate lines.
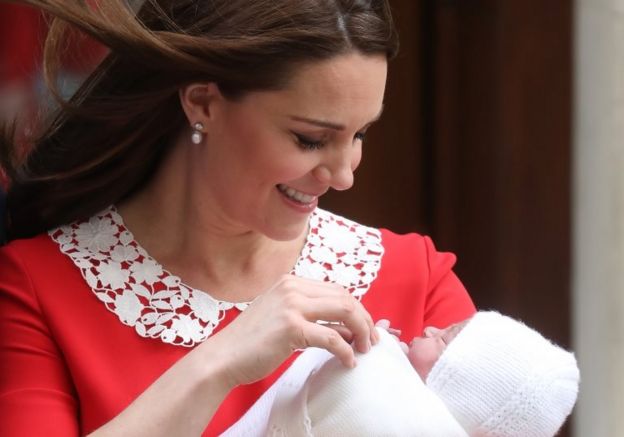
294, 133, 325, 150
293, 131, 367, 151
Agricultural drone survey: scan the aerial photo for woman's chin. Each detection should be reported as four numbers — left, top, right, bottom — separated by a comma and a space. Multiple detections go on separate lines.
264, 222, 310, 242
260, 212, 313, 242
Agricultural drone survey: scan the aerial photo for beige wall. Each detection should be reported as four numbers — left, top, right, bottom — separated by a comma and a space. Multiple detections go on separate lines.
573, 1, 624, 435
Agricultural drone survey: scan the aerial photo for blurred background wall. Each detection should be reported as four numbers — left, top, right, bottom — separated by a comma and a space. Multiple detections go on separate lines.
322, 6, 575, 435
0, 0, 620, 435
0, 3, 106, 164
574, 0, 624, 435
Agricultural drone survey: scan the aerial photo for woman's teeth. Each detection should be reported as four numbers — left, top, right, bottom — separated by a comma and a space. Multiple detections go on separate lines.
277, 184, 315, 204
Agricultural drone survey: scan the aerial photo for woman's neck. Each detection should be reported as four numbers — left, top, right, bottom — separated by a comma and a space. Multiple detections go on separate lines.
116, 140, 307, 301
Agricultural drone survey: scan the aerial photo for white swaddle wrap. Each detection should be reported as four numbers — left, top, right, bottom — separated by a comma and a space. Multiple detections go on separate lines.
222, 328, 467, 437
223, 312, 580, 437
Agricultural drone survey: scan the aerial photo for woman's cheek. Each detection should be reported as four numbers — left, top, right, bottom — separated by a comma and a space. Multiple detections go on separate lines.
351, 145, 363, 171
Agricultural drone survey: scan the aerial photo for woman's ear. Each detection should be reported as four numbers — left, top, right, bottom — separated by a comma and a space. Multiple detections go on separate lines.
178, 82, 224, 127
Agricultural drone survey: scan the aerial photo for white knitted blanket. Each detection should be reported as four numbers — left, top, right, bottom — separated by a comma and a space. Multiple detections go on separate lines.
221, 328, 467, 437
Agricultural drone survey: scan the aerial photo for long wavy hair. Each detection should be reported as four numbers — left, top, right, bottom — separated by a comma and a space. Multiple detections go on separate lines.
0, 0, 398, 241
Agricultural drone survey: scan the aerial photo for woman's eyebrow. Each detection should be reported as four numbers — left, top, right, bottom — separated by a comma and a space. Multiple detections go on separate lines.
288, 104, 386, 131
289, 116, 345, 130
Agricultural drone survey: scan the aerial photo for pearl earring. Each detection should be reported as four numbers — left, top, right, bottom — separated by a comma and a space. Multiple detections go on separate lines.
191, 122, 204, 144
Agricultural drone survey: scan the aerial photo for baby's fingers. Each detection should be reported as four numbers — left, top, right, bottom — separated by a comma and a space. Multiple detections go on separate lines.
399, 341, 409, 354
375, 319, 390, 329
375, 319, 401, 337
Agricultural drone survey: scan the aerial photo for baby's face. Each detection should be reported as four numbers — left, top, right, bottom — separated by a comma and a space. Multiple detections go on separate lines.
407, 320, 468, 380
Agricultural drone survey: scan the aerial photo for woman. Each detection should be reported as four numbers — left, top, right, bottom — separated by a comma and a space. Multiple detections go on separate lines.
0, 1, 475, 435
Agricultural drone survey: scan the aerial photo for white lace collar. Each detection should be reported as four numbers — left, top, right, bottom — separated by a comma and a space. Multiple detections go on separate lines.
49, 206, 384, 347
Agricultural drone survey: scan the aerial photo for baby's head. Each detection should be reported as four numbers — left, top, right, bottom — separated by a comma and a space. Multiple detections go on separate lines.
413, 311, 580, 437
407, 319, 469, 380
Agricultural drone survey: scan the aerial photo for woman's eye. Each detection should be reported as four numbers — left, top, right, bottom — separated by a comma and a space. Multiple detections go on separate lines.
294, 133, 324, 151
354, 131, 366, 142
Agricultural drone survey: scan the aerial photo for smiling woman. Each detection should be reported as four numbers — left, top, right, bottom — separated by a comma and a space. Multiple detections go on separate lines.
0, 1, 475, 436
165, 54, 387, 243
155, 53, 386, 244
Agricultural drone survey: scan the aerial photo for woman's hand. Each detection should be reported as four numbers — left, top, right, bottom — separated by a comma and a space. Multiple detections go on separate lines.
206, 274, 379, 388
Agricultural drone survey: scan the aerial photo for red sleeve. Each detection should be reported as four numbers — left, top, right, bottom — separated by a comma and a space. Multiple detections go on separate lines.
364, 231, 475, 341
0, 244, 80, 437
421, 235, 476, 330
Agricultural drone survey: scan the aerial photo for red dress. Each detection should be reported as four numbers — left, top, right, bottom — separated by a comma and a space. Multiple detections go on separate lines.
0, 207, 475, 436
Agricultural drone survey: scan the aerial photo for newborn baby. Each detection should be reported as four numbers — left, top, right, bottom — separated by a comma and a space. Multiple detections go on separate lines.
222, 312, 580, 437
386, 312, 580, 436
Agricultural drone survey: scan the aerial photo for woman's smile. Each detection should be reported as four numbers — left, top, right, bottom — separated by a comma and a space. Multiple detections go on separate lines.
276, 184, 319, 213
277, 184, 318, 204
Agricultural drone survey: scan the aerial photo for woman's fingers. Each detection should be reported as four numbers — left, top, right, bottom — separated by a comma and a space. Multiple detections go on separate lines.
318, 322, 354, 344
218, 275, 379, 384
298, 321, 357, 368
302, 294, 374, 354
274, 275, 377, 351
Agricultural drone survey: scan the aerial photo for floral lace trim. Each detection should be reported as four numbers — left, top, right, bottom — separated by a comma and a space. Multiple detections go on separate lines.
49, 207, 384, 347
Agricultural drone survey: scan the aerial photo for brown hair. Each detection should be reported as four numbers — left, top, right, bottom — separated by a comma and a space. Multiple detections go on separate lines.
1, 0, 398, 241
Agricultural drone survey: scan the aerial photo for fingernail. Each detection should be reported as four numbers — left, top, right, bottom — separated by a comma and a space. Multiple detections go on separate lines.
359, 341, 370, 354
399, 341, 409, 354
390, 327, 402, 335
376, 319, 390, 328
372, 329, 380, 345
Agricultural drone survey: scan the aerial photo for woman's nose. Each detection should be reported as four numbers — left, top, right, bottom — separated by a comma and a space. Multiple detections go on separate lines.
330, 163, 354, 191
313, 147, 360, 191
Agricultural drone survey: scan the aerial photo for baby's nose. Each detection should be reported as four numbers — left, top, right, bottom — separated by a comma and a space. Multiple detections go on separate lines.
423, 326, 442, 337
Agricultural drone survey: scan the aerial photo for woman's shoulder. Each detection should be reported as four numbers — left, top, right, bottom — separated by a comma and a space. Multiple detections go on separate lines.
0, 232, 71, 312
319, 210, 475, 335
379, 228, 458, 274
0, 232, 60, 264
0, 232, 73, 299
316, 208, 455, 262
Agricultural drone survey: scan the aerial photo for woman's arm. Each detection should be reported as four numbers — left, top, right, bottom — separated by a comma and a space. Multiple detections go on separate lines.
421, 236, 476, 330
0, 242, 377, 437
92, 275, 378, 436
0, 246, 81, 436
88, 340, 232, 436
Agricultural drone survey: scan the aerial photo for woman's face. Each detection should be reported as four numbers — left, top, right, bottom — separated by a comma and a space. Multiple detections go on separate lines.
407, 321, 468, 381
197, 53, 388, 240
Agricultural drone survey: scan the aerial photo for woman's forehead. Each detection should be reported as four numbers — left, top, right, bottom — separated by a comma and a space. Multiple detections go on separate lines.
269, 53, 388, 119
293, 54, 385, 92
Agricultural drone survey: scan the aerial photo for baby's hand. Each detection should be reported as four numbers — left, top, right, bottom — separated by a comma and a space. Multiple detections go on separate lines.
375, 319, 409, 354
375, 319, 401, 336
